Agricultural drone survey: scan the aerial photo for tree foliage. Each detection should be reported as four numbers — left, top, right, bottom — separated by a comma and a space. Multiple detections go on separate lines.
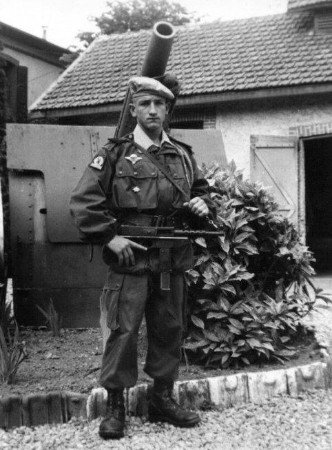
184, 162, 330, 369
77, 0, 196, 47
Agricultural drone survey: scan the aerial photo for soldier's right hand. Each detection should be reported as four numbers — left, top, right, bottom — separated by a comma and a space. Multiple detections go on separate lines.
106, 236, 147, 266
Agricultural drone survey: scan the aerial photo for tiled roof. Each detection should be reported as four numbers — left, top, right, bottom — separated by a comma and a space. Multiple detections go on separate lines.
31, 11, 332, 112
288, 0, 332, 11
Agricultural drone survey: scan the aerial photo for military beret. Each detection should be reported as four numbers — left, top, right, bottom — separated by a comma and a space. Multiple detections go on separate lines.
129, 76, 174, 100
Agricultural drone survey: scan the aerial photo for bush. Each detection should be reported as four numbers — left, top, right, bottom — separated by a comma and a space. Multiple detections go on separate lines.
184, 162, 329, 368
0, 322, 27, 384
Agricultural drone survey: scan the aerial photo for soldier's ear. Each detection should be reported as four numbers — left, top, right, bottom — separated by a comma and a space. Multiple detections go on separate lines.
129, 103, 137, 118
165, 101, 170, 114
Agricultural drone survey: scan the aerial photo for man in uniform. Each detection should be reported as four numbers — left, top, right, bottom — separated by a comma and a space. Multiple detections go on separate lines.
70, 75, 214, 440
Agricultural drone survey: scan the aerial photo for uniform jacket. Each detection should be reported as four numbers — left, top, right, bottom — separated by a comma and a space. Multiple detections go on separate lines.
70, 131, 213, 273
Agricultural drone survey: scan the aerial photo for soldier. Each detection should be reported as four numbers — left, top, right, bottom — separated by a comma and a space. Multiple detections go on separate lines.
70, 75, 214, 440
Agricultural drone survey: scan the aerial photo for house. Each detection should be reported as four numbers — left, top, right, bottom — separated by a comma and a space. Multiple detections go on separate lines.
0, 21, 68, 120
29, 0, 332, 271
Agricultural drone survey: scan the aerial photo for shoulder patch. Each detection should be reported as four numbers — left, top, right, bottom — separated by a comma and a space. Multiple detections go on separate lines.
89, 155, 105, 171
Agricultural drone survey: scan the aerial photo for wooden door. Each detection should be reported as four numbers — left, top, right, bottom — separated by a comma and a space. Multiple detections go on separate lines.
250, 135, 299, 229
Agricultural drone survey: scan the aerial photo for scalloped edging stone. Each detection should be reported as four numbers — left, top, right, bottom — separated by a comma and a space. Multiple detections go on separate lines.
0, 391, 87, 430
87, 360, 331, 420
1, 360, 331, 430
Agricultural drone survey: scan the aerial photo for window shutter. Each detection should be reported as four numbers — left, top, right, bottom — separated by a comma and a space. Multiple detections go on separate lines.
16, 66, 28, 123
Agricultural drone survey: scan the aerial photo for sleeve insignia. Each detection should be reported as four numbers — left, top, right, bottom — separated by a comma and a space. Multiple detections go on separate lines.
90, 155, 105, 170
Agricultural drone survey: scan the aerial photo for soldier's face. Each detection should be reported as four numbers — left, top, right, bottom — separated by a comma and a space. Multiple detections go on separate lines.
130, 94, 169, 135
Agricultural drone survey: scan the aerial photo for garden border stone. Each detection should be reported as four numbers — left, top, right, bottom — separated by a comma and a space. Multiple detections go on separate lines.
1, 359, 331, 430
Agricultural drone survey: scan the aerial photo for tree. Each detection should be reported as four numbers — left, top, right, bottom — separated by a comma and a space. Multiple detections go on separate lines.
77, 0, 197, 48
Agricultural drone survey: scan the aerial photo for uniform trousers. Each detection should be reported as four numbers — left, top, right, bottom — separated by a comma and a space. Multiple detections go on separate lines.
99, 270, 186, 390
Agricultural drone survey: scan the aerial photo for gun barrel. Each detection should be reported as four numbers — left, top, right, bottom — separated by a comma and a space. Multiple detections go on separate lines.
141, 22, 176, 77
115, 21, 176, 138
119, 225, 223, 239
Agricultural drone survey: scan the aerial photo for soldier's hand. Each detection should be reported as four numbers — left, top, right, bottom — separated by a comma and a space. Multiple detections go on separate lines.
106, 236, 147, 266
184, 197, 209, 217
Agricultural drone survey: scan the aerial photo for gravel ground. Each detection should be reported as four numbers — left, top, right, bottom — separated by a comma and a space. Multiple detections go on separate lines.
1, 389, 332, 450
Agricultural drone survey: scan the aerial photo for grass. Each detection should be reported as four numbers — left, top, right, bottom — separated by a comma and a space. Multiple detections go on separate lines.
0, 323, 27, 384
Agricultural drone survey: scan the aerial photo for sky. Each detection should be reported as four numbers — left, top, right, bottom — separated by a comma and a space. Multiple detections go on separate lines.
0, 0, 288, 49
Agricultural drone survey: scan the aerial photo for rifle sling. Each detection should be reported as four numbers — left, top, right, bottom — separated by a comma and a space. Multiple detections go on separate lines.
129, 140, 189, 199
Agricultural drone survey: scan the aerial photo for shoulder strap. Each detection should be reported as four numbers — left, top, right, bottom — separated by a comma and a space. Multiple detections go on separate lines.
130, 140, 189, 198
168, 135, 193, 153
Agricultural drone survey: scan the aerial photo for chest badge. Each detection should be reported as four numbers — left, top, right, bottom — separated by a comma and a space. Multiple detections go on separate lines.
132, 186, 140, 193
125, 154, 142, 165
90, 155, 105, 170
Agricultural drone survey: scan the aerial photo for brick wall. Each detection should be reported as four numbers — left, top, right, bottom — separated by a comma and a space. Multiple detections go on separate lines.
171, 106, 216, 129
289, 121, 332, 137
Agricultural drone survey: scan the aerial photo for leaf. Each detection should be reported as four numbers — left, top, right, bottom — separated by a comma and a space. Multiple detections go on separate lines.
246, 338, 261, 348
232, 271, 255, 281
235, 218, 248, 230
191, 315, 205, 329
221, 353, 230, 365
203, 330, 220, 343
245, 206, 259, 212
241, 357, 250, 365
229, 318, 244, 329
220, 284, 236, 295
235, 243, 258, 255
233, 232, 253, 244
207, 311, 228, 320
261, 342, 275, 351
278, 246, 291, 256
195, 237, 207, 248
218, 297, 231, 311
196, 299, 219, 311
219, 238, 230, 253
316, 294, 332, 304
232, 199, 244, 207
227, 325, 241, 335
194, 254, 210, 267
183, 340, 208, 350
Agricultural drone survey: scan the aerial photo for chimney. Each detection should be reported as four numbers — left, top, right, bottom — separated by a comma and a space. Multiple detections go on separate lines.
42, 26, 48, 40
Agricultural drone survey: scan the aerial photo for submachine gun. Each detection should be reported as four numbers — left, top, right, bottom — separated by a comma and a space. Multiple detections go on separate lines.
119, 219, 223, 291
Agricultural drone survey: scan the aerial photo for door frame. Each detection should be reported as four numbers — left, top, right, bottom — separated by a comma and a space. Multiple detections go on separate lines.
298, 132, 332, 246
290, 121, 332, 245
298, 138, 305, 243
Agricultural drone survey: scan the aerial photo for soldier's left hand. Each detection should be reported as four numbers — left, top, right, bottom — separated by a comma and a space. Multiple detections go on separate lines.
184, 197, 209, 217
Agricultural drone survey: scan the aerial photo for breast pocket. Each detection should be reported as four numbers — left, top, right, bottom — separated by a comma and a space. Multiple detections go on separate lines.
113, 162, 158, 209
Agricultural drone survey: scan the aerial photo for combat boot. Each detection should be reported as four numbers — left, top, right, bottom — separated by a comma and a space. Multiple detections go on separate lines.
99, 388, 125, 439
148, 379, 200, 427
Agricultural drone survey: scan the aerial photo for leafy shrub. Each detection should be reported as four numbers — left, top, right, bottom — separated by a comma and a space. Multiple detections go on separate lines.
0, 322, 27, 384
185, 162, 329, 368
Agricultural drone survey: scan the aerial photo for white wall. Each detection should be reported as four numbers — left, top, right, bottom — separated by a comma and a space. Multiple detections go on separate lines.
216, 95, 332, 177
4, 47, 63, 107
